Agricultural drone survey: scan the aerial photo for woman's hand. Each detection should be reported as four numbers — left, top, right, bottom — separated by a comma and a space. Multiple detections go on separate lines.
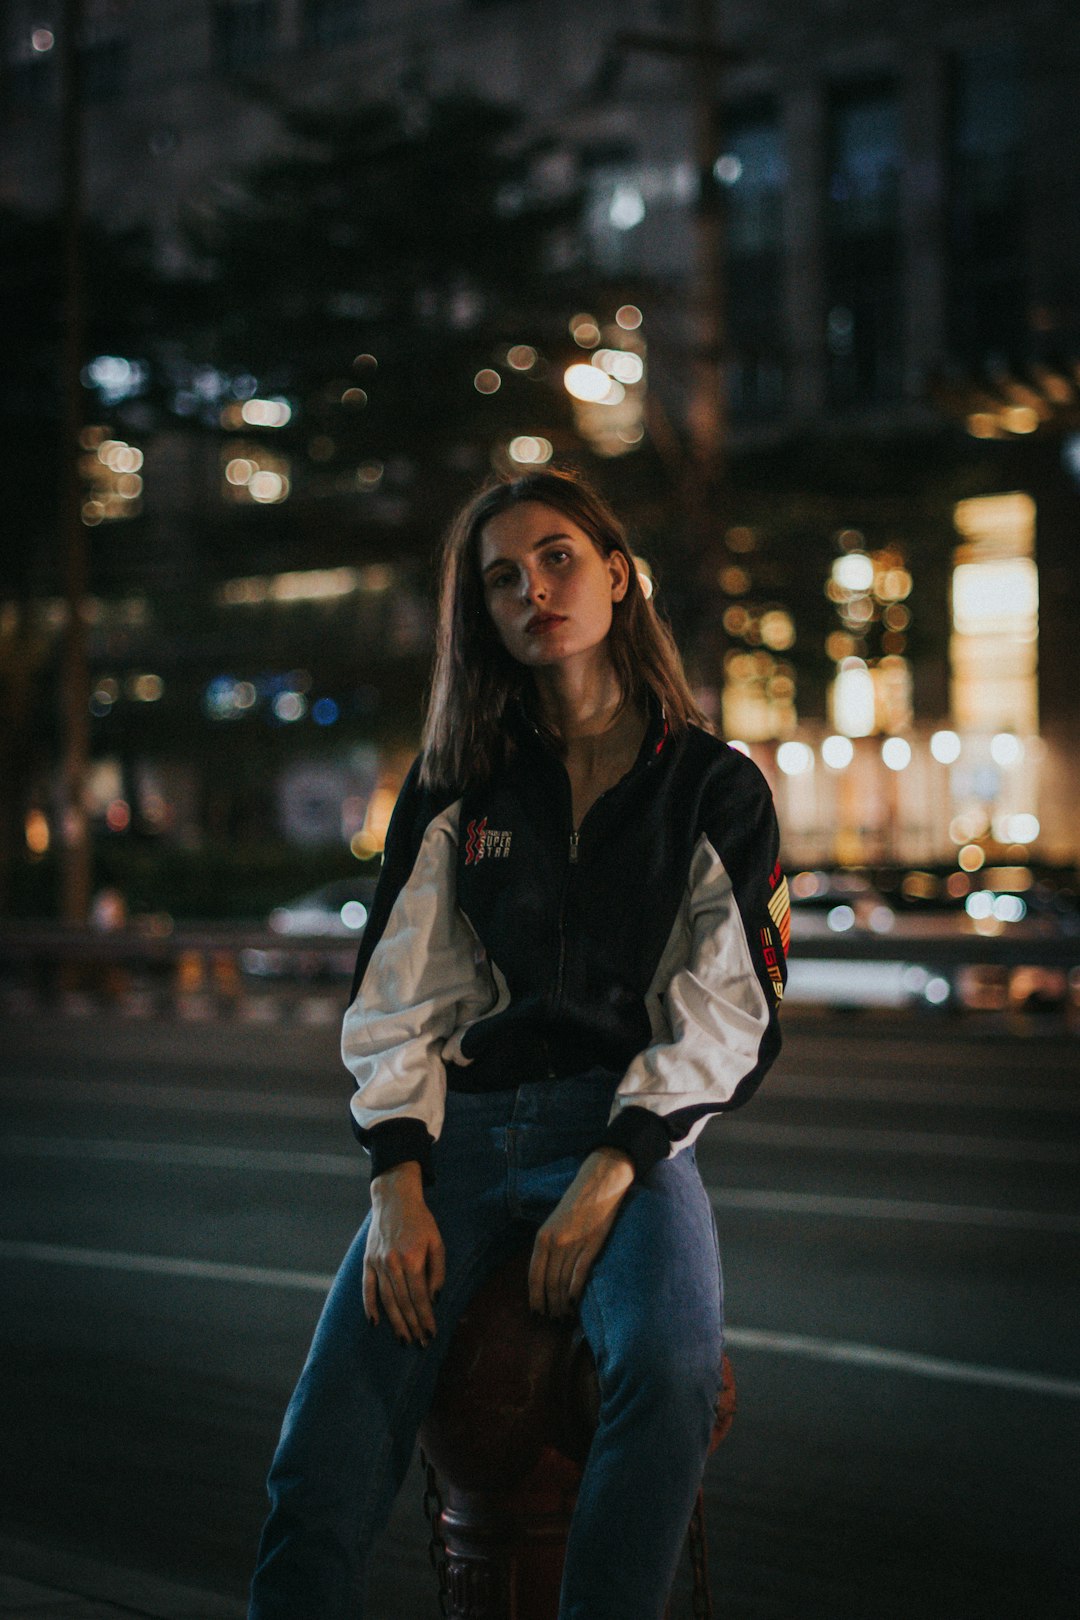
528, 1146, 635, 1319
364, 1161, 446, 1346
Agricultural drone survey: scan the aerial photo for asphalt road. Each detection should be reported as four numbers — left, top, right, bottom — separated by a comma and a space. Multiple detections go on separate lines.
1, 1008, 1078, 1620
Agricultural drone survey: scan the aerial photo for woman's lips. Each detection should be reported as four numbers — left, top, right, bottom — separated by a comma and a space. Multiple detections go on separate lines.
526, 615, 567, 634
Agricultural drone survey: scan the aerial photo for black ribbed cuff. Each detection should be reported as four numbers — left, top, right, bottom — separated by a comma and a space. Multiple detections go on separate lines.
364, 1117, 436, 1188
598, 1105, 672, 1182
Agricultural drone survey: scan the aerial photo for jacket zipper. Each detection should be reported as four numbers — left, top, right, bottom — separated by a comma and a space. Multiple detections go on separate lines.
543, 706, 665, 1062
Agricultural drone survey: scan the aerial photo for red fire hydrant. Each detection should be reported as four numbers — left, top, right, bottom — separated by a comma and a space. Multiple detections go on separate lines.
418, 1244, 735, 1619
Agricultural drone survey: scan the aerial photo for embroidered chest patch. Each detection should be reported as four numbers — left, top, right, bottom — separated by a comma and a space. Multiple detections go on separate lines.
464, 817, 512, 865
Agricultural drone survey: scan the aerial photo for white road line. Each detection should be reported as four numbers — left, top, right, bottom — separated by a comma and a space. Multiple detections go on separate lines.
720, 1123, 1080, 1163
0, 1077, 343, 1118
4, 1139, 1078, 1233
0, 1137, 361, 1175
723, 1328, 1080, 1400
4, 1071, 1080, 1115
771, 1074, 1080, 1111
3, 1239, 1078, 1401
706, 1187, 1080, 1233
0, 1240, 335, 1293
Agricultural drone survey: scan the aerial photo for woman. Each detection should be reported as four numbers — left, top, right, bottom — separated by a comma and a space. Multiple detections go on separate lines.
249, 468, 788, 1620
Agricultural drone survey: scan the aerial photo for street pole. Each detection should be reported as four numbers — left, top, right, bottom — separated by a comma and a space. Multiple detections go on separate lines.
59, 0, 92, 922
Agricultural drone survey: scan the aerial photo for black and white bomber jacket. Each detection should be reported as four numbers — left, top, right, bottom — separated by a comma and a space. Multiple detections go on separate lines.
342, 697, 790, 1187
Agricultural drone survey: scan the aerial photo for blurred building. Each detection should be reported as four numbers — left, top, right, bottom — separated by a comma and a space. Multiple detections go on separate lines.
2, 0, 1079, 878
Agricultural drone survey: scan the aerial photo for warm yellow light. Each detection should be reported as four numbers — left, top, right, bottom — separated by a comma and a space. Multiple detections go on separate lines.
592, 349, 644, 385
564, 364, 622, 404
832, 553, 874, 593
1001, 812, 1039, 843
952, 558, 1038, 636
341, 388, 367, 406
474, 369, 501, 395
832, 658, 875, 737
990, 733, 1023, 767
877, 569, 912, 602
507, 345, 537, 370
958, 843, 985, 871
760, 610, 795, 651
25, 809, 49, 855
131, 673, 164, 702
268, 568, 359, 602
930, 729, 961, 764
821, 735, 854, 769
508, 436, 553, 465
966, 413, 1000, 438
1001, 405, 1039, 434
249, 470, 288, 503
241, 398, 292, 427
569, 314, 600, 347
616, 305, 643, 329
776, 741, 813, 776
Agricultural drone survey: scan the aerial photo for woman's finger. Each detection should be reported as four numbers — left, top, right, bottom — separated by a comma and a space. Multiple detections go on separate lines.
549, 1245, 576, 1317
375, 1269, 409, 1341
380, 1257, 422, 1343
427, 1236, 446, 1305
362, 1258, 379, 1326
566, 1246, 594, 1312
400, 1260, 436, 1340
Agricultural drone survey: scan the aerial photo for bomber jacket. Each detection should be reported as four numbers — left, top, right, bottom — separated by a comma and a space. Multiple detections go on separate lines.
342, 696, 790, 1187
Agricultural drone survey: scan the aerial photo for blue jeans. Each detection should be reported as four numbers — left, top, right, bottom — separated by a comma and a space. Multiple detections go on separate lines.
249, 1072, 724, 1620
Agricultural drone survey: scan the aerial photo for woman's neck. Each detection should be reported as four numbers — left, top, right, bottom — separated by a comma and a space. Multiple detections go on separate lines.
531, 655, 644, 770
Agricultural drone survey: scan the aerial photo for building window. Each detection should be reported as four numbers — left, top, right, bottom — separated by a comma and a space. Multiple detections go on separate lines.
950, 492, 1038, 737
303, 0, 363, 49
946, 45, 1026, 365
824, 84, 903, 407
213, 0, 277, 74
720, 106, 787, 421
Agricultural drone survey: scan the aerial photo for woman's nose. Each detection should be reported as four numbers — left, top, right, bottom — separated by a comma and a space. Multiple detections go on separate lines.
520, 568, 544, 603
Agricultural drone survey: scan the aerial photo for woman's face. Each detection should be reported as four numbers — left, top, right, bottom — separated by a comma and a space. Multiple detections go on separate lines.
478, 501, 630, 671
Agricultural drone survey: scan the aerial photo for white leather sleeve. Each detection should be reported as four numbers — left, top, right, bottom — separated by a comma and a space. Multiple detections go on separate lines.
341, 801, 494, 1148
608, 831, 774, 1158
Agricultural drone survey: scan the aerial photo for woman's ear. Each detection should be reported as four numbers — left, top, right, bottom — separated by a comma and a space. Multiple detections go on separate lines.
607, 548, 631, 602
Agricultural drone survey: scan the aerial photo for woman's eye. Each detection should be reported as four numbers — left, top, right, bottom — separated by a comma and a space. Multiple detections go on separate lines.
545, 549, 571, 565
490, 571, 515, 589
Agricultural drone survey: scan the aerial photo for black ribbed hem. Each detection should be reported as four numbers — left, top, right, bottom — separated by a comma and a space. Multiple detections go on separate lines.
598, 1105, 672, 1182
364, 1118, 436, 1188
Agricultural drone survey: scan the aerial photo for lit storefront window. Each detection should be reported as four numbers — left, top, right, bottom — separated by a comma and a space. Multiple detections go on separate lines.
950, 493, 1038, 734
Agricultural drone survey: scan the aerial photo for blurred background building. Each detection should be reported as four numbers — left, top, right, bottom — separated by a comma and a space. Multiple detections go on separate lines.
1, 0, 1078, 917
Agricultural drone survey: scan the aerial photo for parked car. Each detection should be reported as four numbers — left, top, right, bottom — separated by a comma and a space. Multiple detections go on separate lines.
240, 877, 380, 982
268, 877, 380, 938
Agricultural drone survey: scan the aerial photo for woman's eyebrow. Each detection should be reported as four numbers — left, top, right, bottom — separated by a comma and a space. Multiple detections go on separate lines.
481, 533, 574, 575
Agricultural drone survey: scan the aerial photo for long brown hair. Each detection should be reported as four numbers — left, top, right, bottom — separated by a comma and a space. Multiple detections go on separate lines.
419, 468, 706, 791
